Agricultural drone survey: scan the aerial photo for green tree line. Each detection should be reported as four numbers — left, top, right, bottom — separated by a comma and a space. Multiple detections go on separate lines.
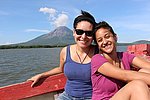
0, 45, 66, 49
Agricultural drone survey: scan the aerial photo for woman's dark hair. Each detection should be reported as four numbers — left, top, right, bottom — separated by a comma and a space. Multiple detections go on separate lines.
93, 21, 116, 44
73, 10, 96, 30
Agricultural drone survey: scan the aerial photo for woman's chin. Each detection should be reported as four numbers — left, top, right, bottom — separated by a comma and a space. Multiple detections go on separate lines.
102, 49, 113, 54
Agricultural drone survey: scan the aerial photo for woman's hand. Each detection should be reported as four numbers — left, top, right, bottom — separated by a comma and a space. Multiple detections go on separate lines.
27, 74, 43, 87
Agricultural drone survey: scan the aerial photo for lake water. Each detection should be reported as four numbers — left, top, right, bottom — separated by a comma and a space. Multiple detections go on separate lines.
0, 46, 127, 87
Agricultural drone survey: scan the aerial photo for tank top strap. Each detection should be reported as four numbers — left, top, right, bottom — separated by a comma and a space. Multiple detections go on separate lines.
66, 45, 71, 62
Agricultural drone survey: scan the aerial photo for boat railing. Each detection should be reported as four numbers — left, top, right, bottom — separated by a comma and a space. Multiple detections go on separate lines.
0, 73, 66, 100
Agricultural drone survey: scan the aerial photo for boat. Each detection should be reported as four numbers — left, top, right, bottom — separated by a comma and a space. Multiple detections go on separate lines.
0, 44, 150, 100
127, 44, 150, 56
0, 73, 66, 100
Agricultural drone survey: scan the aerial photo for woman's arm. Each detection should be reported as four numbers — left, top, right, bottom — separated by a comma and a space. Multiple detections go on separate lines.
132, 56, 150, 70
98, 62, 150, 86
28, 47, 66, 87
139, 68, 150, 74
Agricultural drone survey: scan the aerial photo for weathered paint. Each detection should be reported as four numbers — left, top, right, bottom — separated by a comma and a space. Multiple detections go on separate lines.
127, 44, 150, 56
0, 73, 66, 100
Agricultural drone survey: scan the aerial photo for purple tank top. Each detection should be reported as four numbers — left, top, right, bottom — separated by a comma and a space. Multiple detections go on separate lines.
64, 46, 92, 97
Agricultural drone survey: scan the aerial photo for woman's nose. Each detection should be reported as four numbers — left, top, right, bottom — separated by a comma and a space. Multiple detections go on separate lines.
81, 33, 86, 38
102, 38, 108, 44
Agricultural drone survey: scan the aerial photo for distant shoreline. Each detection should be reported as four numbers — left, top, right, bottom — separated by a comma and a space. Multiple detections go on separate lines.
0, 45, 66, 49
1, 40, 149, 49
0, 43, 131, 49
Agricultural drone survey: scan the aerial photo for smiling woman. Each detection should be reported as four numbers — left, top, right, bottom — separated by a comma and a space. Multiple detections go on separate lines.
91, 21, 150, 100
26, 10, 98, 100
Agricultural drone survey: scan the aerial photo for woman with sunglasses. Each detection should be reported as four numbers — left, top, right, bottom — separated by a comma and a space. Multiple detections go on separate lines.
28, 10, 98, 100
91, 21, 150, 100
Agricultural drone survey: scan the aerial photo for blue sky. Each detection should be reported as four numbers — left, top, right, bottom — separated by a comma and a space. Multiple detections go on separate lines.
0, 0, 150, 45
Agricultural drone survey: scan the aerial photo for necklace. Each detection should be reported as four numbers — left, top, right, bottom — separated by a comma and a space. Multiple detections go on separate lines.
76, 46, 91, 64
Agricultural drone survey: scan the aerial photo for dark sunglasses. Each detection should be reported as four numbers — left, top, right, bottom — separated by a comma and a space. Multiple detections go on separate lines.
75, 29, 93, 37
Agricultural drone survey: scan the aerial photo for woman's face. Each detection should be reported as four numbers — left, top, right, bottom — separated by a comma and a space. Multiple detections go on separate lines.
95, 28, 117, 54
73, 21, 93, 48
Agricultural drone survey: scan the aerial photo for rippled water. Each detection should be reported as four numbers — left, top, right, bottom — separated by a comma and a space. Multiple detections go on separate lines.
0, 46, 127, 87
0, 48, 62, 87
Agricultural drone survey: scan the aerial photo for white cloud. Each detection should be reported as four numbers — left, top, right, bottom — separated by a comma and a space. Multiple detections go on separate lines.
25, 29, 50, 33
39, 7, 69, 28
54, 13, 69, 27
39, 7, 56, 15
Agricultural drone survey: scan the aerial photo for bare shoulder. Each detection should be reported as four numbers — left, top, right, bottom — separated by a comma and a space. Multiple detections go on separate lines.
68, 44, 76, 57
70, 44, 76, 50
60, 46, 67, 56
59, 46, 67, 64
60, 44, 76, 54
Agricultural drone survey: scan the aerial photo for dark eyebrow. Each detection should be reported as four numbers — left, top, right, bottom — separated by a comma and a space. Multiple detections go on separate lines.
96, 37, 102, 40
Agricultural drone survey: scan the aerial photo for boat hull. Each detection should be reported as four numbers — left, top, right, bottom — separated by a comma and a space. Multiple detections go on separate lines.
0, 73, 66, 100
